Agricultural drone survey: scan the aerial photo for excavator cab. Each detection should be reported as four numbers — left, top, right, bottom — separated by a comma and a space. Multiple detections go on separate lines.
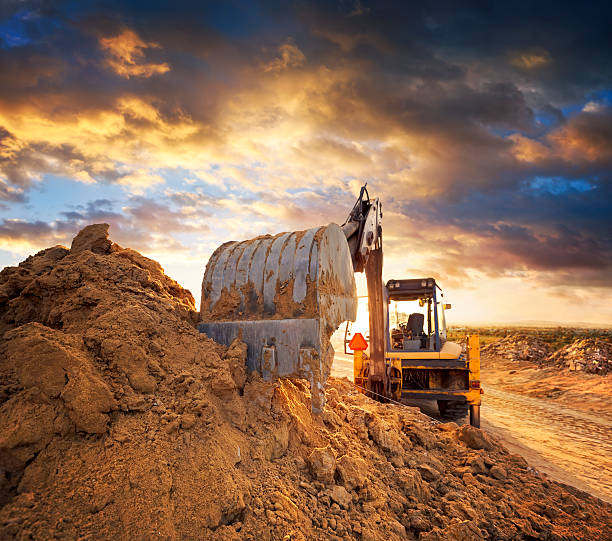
384, 278, 481, 426
387, 278, 445, 352
350, 277, 481, 426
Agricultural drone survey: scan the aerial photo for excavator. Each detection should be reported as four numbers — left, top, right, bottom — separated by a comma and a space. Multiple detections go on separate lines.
199, 185, 482, 427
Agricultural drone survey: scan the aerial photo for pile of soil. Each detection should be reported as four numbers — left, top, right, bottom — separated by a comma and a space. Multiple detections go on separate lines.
544, 339, 612, 375
1, 224, 611, 540
481, 334, 551, 363
482, 334, 612, 377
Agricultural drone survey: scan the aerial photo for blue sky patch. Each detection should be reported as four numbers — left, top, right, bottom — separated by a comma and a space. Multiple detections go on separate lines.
528, 177, 597, 196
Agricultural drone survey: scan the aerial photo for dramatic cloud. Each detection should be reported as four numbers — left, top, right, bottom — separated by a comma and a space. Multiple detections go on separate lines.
264, 41, 306, 72
99, 28, 170, 78
0, 1, 610, 322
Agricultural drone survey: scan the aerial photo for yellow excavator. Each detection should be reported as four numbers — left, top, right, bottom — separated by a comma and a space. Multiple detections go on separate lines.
199, 185, 482, 426
346, 279, 482, 427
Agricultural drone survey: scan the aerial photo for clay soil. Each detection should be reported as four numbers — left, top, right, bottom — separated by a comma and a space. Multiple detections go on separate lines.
1, 225, 611, 540
481, 339, 612, 418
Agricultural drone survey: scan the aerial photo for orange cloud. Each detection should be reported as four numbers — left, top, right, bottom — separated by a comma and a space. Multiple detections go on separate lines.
264, 42, 306, 72
508, 134, 550, 162
99, 29, 170, 78
548, 109, 612, 163
510, 50, 551, 70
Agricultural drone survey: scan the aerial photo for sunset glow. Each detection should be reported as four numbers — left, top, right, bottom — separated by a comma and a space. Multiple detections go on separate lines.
1, 2, 611, 324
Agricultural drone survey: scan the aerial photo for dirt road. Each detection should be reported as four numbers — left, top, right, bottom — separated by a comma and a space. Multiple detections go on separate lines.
331, 350, 612, 504
481, 387, 612, 504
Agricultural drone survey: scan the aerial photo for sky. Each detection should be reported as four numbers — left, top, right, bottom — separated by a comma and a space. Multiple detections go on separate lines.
0, 0, 611, 325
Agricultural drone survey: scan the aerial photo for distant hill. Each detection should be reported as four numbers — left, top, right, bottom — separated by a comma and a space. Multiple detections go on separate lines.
451, 320, 612, 330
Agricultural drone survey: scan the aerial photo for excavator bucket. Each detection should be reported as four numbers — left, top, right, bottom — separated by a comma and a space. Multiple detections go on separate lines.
198, 223, 357, 412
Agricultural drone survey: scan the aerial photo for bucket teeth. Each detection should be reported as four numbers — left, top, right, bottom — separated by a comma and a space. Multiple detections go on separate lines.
199, 223, 357, 412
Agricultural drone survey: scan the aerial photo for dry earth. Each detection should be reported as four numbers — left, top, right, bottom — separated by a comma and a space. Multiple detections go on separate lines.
481, 335, 612, 417
480, 334, 612, 503
1, 225, 611, 540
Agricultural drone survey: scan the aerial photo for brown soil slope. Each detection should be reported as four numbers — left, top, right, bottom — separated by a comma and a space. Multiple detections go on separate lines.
1, 225, 611, 540
481, 334, 612, 415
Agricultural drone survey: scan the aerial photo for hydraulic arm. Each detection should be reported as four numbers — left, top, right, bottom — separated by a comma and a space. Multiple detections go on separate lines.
341, 186, 387, 397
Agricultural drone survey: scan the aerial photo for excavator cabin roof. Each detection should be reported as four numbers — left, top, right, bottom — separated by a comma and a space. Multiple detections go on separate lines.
386, 278, 440, 301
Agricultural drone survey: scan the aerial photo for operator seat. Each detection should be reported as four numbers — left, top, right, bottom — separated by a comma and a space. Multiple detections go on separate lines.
407, 313, 424, 337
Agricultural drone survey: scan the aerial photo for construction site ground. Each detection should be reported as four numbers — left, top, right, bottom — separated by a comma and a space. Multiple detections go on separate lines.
1, 225, 611, 540
331, 339, 612, 505
480, 354, 612, 504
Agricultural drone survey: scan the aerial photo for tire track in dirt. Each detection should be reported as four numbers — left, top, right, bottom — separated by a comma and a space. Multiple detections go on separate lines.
481, 386, 612, 504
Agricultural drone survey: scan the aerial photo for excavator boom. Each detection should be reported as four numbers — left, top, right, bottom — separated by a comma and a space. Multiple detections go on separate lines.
340, 185, 387, 397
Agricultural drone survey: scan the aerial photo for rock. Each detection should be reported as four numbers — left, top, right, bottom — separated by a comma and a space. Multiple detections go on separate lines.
508, 454, 528, 469
388, 518, 406, 537
336, 455, 367, 491
458, 425, 495, 451
181, 414, 197, 429
468, 455, 486, 474
327, 485, 352, 509
417, 463, 440, 481
436, 422, 459, 432
271, 492, 299, 521
405, 424, 436, 449
307, 445, 336, 484
390, 455, 404, 468
70, 223, 113, 255
462, 472, 477, 485
366, 416, 403, 454
164, 419, 180, 434
489, 464, 507, 480
396, 468, 431, 502
483, 454, 495, 468
265, 509, 277, 525
298, 481, 316, 495
409, 511, 432, 532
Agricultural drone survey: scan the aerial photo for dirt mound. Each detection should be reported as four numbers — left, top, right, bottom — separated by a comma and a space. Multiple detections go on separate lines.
482, 333, 612, 376
544, 338, 612, 375
481, 334, 550, 363
1, 225, 611, 540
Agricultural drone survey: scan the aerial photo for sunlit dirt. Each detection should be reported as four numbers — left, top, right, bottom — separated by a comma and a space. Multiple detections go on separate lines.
332, 346, 612, 504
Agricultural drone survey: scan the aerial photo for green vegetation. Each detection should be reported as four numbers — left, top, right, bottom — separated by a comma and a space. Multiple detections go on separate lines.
447, 326, 612, 351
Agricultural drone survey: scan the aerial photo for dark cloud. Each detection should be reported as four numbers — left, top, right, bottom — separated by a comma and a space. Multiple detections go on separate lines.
0, 218, 67, 243
0, 0, 610, 304
0, 195, 209, 254
384, 176, 612, 289
0, 126, 124, 190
